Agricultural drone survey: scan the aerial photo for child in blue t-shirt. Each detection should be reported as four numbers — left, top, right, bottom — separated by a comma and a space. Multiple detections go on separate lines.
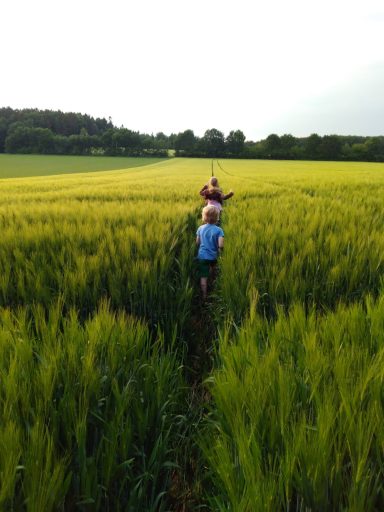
196, 205, 224, 300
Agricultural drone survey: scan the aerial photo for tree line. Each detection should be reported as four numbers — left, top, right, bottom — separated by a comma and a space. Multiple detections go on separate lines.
1, 107, 383, 161
175, 130, 384, 161
0, 108, 171, 157
245, 133, 384, 162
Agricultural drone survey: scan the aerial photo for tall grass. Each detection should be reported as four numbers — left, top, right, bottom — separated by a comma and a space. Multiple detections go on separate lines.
0, 302, 187, 510
216, 159, 384, 319
203, 297, 384, 509
2, 156, 384, 509
203, 159, 384, 510
0, 159, 212, 509
0, 164, 201, 337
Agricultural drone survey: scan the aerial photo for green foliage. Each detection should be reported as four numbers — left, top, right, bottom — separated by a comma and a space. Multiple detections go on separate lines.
225, 130, 246, 156
2, 107, 384, 161
0, 165, 197, 338
202, 158, 384, 510
174, 129, 197, 154
2, 157, 384, 509
0, 158, 203, 508
200, 129, 226, 157
215, 159, 384, 320
0, 108, 172, 157
203, 300, 384, 510
0, 303, 185, 510
5, 126, 55, 154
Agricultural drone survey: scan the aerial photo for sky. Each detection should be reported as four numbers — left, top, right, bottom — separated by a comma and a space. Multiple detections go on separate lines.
1, 0, 384, 141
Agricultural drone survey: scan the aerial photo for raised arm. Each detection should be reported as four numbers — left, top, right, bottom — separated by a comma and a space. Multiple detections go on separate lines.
222, 190, 234, 200
199, 184, 209, 197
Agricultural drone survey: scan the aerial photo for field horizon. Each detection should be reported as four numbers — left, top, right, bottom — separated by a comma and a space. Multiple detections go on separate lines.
2, 153, 384, 180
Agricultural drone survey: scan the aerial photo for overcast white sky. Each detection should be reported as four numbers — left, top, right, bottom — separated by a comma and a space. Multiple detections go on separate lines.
1, 0, 383, 140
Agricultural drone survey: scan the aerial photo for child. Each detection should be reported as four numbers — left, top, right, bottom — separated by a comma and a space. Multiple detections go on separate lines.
199, 176, 234, 216
196, 205, 224, 300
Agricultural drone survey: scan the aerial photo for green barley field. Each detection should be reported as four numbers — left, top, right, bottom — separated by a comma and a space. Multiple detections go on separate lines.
0, 154, 168, 178
1, 155, 384, 511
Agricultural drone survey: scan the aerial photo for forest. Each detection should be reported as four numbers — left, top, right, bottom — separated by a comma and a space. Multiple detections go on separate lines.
1, 107, 383, 161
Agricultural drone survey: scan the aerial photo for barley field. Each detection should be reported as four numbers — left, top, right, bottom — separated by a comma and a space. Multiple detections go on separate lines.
1, 155, 384, 510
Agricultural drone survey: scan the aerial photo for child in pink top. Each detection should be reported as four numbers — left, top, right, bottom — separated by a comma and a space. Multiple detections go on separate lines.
199, 177, 234, 214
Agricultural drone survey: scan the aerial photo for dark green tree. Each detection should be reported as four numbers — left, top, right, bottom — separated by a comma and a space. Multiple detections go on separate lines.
5, 126, 55, 154
201, 128, 225, 157
226, 130, 246, 156
140, 134, 155, 150
114, 129, 141, 153
264, 134, 281, 158
365, 137, 384, 162
318, 135, 342, 161
304, 133, 322, 160
154, 132, 168, 150
174, 129, 196, 153
0, 117, 7, 152
279, 134, 296, 159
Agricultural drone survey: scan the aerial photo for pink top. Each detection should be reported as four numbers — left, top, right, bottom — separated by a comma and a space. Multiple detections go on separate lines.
207, 199, 222, 211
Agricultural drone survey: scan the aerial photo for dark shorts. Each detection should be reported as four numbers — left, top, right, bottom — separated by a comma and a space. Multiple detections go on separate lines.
197, 259, 217, 278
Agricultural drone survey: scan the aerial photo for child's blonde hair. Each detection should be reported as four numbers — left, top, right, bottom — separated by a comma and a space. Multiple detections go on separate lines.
202, 205, 219, 224
208, 176, 221, 192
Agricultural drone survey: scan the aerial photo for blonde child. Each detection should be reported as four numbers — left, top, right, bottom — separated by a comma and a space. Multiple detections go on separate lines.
196, 205, 224, 300
199, 176, 234, 216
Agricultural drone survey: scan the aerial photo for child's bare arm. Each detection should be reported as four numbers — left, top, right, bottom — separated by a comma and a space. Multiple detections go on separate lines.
196, 236, 201, 246
218, 236, 224, 253
222, 191, 234, 200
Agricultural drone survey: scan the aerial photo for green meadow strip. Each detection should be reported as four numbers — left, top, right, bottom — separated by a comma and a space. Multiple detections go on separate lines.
0, 154, 168, 178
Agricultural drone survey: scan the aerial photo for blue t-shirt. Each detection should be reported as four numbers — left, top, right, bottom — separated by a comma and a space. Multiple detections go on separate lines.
196, 223, 224, 260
